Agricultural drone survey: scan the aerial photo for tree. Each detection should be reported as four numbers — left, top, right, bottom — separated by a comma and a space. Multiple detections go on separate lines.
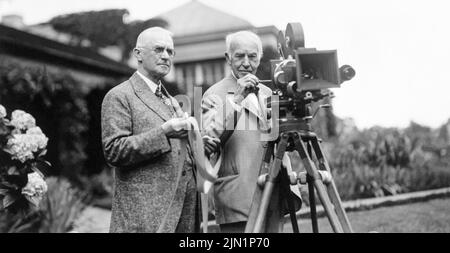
438, 119, 450, 145
49, 9, 129, 49
49, 9, 168, 62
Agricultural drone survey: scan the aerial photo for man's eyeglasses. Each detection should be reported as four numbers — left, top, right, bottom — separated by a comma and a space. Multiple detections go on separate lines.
137, 46, 176, 57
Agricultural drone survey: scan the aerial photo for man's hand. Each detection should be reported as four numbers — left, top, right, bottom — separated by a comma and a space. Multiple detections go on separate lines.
234, 73, 259, 103
162, 117, 189, 139
203, 135, 220, 156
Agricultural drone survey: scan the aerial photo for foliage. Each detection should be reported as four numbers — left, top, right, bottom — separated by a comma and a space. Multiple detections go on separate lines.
84, 87, 109, 175
0, 63, 89, 182
48, 9, 168, 62
49, 9, 129, 49
326, 122, 450, 200
34, 177, 87, 233
0, 177, 87, 233
79, 168, 113, 209
0, 105, 50, 215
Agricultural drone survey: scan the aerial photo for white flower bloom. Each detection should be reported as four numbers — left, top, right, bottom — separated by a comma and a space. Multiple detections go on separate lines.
0, 104, 6, 118
5, 130, 48, 162
26, 127, 49, 150
22, 172, 48, 206
26, 126, 43, 135
6, 135, 35, 162
10, 110, 36, 130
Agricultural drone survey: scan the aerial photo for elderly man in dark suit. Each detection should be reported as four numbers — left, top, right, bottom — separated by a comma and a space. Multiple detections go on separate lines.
101, 27, 218, 233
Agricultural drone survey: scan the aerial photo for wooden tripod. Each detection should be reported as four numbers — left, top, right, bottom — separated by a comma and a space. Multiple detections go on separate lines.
244, 129, 353, 233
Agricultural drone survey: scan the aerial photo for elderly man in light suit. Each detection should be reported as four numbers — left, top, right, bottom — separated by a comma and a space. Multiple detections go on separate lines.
101, 27, 218, 233
202, 31, 302, 233
202, 31, 276, 232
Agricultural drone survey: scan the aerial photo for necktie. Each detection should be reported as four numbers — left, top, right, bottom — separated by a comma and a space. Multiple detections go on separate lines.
155, 85, 172, 106
156, 85, 194, 170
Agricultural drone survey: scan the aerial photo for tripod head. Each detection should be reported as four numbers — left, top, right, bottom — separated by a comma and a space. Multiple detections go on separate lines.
261, 22, 356, 133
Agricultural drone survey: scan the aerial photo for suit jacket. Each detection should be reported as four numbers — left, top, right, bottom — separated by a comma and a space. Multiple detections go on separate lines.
101, 72, 192, 233
201, 74, 273, 224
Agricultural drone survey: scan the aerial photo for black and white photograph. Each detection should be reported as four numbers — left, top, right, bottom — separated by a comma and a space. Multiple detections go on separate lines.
1, 0, 450, 239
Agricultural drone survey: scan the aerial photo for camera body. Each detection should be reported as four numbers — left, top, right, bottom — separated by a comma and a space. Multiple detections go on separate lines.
263, 22, 355, 132
269, 23, 355, 98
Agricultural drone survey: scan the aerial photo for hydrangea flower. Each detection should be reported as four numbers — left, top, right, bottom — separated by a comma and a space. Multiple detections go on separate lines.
26, 126, 48, 151
0, 104, 6, 118
5, 127, 48, 163
1, 107, 50, 212
6, 135, 35, 162
21, 172, 48, 206
10, 110, 36, 131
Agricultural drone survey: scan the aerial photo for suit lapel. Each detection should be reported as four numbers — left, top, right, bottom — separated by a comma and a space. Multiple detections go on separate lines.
130, 72, 172, 121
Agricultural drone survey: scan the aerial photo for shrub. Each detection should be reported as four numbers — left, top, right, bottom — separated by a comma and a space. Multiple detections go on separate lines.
0, 177, 87, 233
1, 105, 50, 218
0, 63, 89, 181
327, 124, 450, 200
35, 177, 87, 233
79, 168, 113, 209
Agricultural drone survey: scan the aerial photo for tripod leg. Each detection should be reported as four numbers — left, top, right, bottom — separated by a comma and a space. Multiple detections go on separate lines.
293, 134, 344, 233
306, 174, 319, 233
306, 142, 319, 233
310, 138, 353, 233
252, 134, 289, 233
265, 180, 284, 232
245, 142, 274, 232
279, 161, 300, 233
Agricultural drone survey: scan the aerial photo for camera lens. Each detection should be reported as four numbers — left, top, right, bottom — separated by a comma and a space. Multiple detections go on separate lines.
339, 65, 355, 82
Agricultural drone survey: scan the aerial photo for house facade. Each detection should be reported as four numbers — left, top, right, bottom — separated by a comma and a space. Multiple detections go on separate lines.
0, 23, 133, 93
157, 0, 279, 98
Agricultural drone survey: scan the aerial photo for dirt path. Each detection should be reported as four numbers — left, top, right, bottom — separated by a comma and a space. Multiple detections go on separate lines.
72, 206, 111, 233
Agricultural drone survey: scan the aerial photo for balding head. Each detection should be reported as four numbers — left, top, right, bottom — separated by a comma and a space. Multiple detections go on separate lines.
135, 27, 173, 49
133, 27, 175, 82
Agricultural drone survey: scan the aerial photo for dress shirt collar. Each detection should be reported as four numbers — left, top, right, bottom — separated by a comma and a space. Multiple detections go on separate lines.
136, 71, 160, 94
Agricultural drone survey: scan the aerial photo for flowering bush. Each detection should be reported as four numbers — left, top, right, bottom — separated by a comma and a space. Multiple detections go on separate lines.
0, 104, 50, 214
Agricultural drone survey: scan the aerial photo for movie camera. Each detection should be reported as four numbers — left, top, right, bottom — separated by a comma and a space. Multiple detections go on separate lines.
260, 22, 355, 129
245, 22, 355, 233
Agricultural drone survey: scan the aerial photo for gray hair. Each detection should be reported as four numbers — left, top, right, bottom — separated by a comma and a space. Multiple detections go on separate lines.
225, 31, 263, 60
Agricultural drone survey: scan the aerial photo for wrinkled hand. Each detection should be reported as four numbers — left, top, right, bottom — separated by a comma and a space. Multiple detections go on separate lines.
162, 116, 189, 139
203, 135, 220, 156
234, 73, 259, 103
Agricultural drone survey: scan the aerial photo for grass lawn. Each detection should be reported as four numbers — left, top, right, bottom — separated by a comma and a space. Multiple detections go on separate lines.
74, 196, 450, 233
283, 197, 450, 233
